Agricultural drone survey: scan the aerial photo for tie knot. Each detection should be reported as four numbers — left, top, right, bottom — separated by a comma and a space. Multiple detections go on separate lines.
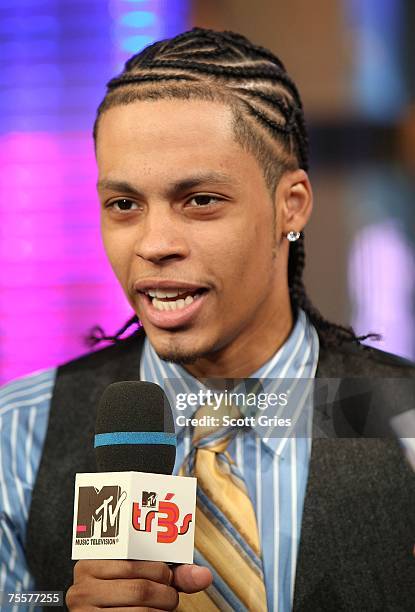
192, 401, 242, 452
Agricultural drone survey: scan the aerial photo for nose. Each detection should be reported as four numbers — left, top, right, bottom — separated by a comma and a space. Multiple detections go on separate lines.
134, 204, 189, 264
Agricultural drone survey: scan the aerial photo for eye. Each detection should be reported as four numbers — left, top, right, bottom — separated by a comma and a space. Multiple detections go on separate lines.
107, 198, 139, 212
187, 194, 222, 207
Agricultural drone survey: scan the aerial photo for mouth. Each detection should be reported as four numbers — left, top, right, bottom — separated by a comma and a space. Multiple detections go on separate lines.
143, 287, 207, 311
134, 281, 210, 329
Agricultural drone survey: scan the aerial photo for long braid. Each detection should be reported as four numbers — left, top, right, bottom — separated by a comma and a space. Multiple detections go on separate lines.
87, 315, 141, 347
288, 235, 380, 346
92, 27, 380, 348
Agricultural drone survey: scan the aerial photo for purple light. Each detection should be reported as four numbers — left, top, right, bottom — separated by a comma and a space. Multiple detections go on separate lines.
348, 220, 415, 358
0, 133, 132, 382
0, 0, 190, 383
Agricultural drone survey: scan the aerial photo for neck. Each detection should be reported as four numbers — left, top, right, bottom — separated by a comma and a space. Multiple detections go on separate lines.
183, 296, 294, 380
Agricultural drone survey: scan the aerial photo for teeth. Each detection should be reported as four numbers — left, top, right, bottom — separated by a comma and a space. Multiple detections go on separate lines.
148, 289, 177, 298
152, 294, 197, 311
147, 288, 190, 298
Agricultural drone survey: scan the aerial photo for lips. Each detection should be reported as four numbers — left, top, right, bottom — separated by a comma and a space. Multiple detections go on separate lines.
133, 280, 210, 330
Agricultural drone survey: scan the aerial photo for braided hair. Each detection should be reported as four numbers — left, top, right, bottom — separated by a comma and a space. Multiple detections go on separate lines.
90, 27, 380, 348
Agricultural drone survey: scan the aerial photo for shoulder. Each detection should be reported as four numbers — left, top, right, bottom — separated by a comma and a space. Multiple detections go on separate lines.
0, 368, 56, 466
314, 342, 415, 437
0, 369, 56, 513
0, 368, 57, 419
317, 341, 415, 378
0, 330, 144, 414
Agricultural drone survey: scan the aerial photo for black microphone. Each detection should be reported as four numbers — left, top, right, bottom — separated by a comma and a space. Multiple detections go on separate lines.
94, 381, 176, 474
72, 381, 195, 564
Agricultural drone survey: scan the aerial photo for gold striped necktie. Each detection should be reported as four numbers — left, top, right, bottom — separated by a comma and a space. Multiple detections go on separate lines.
178, 403, 268, 611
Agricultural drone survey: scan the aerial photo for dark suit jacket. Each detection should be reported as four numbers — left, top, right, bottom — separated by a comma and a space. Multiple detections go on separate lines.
26, 328, 415, 611
294, 339, 415, 611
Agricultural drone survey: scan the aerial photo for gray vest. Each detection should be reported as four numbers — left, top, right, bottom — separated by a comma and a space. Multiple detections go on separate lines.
26, 332, 415, 610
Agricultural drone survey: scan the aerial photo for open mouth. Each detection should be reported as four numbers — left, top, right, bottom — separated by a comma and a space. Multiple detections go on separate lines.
142, 287, 208, 312
134, 281, 210, 329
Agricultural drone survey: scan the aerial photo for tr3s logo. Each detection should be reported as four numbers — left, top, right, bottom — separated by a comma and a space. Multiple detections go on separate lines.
132, 493, 193, 543
76, 485, 127, 538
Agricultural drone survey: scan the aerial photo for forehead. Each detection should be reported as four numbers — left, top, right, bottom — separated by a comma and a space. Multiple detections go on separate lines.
98, 98, 232, 144
96, 98, 247, 173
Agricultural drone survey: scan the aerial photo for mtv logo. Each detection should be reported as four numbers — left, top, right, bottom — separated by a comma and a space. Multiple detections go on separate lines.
142, 491, 157, 507
75, 485, 126, 538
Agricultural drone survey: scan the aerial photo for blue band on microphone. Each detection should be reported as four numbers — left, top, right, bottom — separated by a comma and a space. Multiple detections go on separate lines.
94, 431, 177, 448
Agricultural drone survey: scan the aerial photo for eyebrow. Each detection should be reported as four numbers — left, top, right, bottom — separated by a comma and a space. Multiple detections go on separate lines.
97, 172, 236, 199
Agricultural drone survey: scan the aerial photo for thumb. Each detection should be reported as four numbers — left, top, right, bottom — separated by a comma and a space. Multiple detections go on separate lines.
172, 564, 213, 593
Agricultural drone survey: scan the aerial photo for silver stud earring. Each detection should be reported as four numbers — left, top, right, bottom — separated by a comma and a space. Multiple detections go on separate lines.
286, 230, 301, 242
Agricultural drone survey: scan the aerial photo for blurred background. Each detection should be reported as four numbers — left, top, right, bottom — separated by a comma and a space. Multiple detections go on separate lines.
1, 0, 414, 383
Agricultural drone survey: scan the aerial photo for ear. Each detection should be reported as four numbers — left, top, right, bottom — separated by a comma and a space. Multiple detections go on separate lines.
273, 169, 313, 240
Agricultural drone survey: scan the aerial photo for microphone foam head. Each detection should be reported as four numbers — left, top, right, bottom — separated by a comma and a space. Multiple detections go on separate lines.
95, 381, 176, 475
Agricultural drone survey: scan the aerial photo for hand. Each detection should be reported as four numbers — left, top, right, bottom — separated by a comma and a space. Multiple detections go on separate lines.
66, 559, 212, 610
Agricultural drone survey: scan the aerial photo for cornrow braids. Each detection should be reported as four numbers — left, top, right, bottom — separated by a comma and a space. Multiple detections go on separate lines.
92, 27, 380, 349
107, 73, 198, 89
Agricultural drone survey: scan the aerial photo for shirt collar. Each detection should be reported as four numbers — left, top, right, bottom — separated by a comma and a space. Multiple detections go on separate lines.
140, 308, 319, 457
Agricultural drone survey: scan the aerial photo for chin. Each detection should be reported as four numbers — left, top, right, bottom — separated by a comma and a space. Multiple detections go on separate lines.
148, 331, 212, 365
156, 349, 199, 365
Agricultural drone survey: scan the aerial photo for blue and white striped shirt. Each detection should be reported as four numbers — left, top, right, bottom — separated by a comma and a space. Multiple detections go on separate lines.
0, 309, 319, 611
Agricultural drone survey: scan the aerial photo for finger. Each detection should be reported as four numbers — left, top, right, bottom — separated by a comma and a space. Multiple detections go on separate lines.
103, 609, 168, 612
172, 564, 213, 594
74, 560, 173, 585
68, 578, 179, 610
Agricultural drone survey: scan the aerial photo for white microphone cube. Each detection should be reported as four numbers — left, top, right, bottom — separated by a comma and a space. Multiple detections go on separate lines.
72, 471, 196, 564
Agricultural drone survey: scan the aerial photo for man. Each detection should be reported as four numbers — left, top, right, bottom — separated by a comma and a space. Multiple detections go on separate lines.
1, 28, 414, 611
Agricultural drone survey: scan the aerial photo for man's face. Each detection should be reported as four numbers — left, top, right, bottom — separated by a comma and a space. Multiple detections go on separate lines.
97, 99, 289, 365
